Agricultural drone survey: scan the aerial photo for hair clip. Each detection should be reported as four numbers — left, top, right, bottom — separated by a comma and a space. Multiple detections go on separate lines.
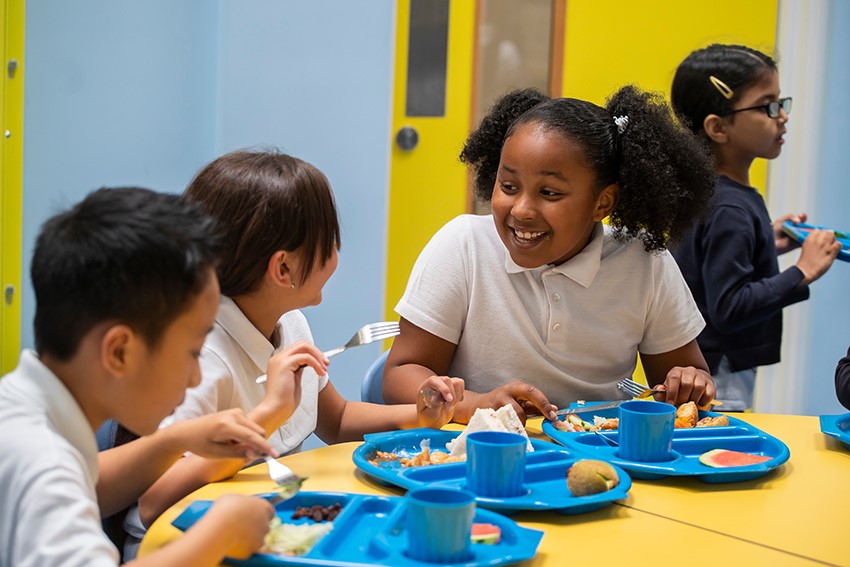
709, 75, 734, 100
613, 115, 629, 134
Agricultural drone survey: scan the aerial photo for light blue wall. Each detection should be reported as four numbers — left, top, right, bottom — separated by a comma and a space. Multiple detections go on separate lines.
22, 1, 395, 449
802, 0, 850, 416
22, 0, 218, 347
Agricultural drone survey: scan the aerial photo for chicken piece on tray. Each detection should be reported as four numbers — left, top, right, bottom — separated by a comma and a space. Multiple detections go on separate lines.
674, 401, 698, 428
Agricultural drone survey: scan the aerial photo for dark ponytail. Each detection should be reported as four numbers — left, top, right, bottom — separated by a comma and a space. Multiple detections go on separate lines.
606, 85, 715, 250
460, 85, 714, 252
671, 44, 777, 136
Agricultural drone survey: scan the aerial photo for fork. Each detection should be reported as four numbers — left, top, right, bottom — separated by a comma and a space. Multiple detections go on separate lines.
322, 321, 400, 358
264, 456, 306, 505
617, 377, 723, 407
594, 430, 619, 447
616, 378, 663, 400
256, 321, 400, 384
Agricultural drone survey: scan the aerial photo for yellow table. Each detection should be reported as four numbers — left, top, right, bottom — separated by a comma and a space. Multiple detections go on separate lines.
523, 413, 850, 567
141, 414, 845, 566
614, 414, 850, 567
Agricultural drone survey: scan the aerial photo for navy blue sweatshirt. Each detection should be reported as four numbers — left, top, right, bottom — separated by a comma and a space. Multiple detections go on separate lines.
672, 175, 809, 373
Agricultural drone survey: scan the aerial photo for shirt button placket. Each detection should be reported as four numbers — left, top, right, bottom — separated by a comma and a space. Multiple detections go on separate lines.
543, 271, 565, 346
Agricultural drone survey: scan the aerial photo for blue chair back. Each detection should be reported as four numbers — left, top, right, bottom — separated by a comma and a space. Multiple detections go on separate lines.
96, 418, 119, 451
361, 349, 390, 403
95, 418, 135, 556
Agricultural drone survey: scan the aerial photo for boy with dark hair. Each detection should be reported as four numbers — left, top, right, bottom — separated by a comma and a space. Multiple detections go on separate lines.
0, 187, 275, 566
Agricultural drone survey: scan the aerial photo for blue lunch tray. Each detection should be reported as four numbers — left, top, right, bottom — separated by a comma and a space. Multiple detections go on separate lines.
819, 413, 850, 449
541, 404, 789, 483
782, 220, 850, 262
172, 491, 543, 567
351, 428, 631, 514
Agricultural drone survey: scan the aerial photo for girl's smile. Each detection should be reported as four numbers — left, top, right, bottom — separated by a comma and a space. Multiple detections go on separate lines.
509, 226, 549, 245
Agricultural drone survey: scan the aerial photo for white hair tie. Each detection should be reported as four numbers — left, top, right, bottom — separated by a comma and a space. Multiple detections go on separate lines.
613, 115, 629, 134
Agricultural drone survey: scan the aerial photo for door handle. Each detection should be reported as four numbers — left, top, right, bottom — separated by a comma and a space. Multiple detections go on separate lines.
395, 126, 419, 151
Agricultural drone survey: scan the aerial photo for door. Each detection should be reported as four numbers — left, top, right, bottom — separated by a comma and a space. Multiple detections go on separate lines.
384, 0, 476, 322
1, 0, 24, 374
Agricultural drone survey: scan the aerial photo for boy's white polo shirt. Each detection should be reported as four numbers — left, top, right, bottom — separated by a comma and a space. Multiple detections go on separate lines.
0, 350, 119, 567
396, 215, 704, 407
164, 296, 329, 455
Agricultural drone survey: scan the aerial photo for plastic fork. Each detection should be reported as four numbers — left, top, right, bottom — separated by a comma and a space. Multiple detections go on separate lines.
256, 321, 400, 384
265, 456, 306, 505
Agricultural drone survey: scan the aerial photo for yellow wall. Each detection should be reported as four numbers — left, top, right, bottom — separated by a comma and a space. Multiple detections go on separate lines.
1, 0, 25, 374
560, 0, 778, 191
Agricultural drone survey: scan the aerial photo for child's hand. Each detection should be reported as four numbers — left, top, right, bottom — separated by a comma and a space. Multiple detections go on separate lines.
261, 340, 329, 418
415, 376, 465, 428
201, 494, 274, 558
458, 381, 558, 424
656, 367, 716, 407
167, 409, 274, 460
797, 229, 841, 284
773, 212, 807, 253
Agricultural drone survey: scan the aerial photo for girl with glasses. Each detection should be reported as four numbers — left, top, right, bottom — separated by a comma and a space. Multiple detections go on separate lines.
670, 44, 842, 411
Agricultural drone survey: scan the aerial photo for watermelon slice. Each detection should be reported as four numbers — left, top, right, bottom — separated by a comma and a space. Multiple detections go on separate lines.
699, 449, 772, 468
470, 523, 501, 544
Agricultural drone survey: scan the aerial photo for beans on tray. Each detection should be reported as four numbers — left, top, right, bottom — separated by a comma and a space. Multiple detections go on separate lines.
291, 503, 343, 522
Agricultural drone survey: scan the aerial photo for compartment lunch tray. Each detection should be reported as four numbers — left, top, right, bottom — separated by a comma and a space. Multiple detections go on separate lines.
542, 404, 789, 483
819, 413, 850, 449
782, 221, 850, 262
351, 428, 631, 515
172, 491, 543, 567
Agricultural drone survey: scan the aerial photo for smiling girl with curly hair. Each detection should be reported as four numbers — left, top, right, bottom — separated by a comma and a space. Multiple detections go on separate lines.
383, 85, 718, 422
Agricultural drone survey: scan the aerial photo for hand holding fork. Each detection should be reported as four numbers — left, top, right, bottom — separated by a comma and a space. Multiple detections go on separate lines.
256, 321, 400, 384
617, 378, 665, 400
617, 377, 721, 408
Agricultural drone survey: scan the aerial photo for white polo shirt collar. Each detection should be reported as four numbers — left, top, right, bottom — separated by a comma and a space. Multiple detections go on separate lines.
215, 296, 279, 370
503, 222, 604, 288
12, 350, 99, 486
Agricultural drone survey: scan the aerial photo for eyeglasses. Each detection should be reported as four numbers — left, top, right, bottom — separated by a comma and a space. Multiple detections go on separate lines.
721, 97, 792, 119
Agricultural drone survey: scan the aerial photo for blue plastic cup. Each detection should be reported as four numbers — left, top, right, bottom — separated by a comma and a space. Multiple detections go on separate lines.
465, 431, 527, 497
617, 400, 676, 462
405, 487, 476, 563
